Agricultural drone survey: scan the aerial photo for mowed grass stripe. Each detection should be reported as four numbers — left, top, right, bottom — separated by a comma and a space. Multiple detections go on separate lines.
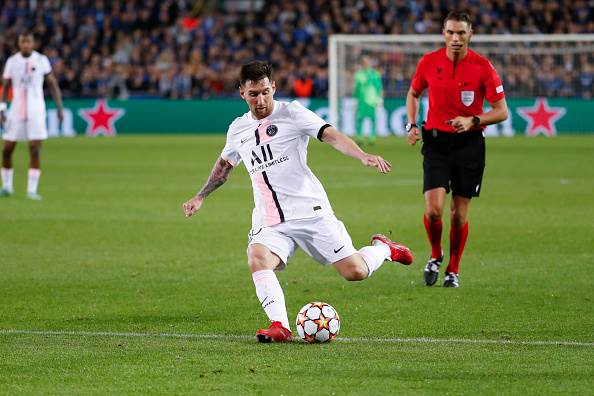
1, 136, 593, 394
2, 329, 593, 347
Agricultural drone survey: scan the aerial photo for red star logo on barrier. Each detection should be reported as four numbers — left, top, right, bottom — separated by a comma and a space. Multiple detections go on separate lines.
78, 99, 125, 136
517, 97, 566, 137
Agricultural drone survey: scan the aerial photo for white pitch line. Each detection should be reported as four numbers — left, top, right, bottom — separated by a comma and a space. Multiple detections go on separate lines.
1, 329, 593, 347
0, 329, 250, 341
340, 336, 594, 347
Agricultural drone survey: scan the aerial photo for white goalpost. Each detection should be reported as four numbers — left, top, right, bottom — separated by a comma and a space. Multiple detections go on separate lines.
328, 34, 594, 135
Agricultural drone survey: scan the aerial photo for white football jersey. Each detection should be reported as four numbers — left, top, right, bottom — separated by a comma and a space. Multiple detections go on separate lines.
2, 51, 52, 121
221, 100, 334, 229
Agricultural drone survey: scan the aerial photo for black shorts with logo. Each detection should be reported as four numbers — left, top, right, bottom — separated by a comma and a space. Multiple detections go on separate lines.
421, 128, 486, 198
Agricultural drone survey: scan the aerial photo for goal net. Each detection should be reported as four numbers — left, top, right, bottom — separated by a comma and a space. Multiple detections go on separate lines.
328, 34, 594, 136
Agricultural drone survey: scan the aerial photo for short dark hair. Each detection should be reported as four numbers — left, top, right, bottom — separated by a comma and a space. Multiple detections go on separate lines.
19, 30, 34, 38
240, 61, 272, 86
443, 11, 473, 29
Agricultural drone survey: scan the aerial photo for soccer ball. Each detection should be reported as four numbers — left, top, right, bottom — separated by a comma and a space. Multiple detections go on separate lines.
295, 302, 340, 343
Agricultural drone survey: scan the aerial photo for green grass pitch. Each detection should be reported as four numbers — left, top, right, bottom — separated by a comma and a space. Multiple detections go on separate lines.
1, 135, 593, 394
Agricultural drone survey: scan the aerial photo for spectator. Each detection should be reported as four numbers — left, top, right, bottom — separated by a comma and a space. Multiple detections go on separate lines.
293, 73, 314, 98
0, 0, 591, 99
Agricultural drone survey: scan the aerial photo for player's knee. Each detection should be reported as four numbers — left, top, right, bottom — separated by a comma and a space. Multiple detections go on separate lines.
426, 209, 442, 223
247, 250, 275, 272
450, 207, 467, 227
247, 251, 266, 271
451, 213, 467, 227
340, 263, 368, 282
2, 146, 13, 160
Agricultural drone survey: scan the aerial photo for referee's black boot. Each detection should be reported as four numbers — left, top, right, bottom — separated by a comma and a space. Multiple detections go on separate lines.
443, 272, 460, 288
423, 254, 443, 286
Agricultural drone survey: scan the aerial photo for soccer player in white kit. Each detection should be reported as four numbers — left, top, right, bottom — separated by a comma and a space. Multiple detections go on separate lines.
183, 61, 413, 342
0, 31, 64, 200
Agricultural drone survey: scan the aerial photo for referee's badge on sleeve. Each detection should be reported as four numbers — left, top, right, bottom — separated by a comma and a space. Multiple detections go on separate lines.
461, 91, 475, 106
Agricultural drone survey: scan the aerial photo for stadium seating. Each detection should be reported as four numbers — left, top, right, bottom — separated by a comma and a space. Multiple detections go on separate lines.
0, 0, 592, 99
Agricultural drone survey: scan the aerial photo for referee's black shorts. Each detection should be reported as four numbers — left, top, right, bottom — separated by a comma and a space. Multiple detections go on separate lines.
421, 128, 486, 199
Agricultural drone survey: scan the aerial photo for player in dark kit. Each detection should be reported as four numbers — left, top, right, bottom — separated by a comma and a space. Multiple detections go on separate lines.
405, 11, 509, 288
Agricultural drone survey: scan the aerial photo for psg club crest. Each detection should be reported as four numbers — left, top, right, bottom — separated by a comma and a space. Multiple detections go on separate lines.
266, 125, 278, 137
460, 91, 475, 107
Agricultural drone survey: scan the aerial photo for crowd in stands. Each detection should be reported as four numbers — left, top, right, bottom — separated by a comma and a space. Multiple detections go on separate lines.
0, 0, 592, 99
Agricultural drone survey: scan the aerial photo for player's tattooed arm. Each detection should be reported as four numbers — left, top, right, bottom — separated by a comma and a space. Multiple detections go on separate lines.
197, 157, 234, 199
183, 157, 234, 218
45, 72, 64, 123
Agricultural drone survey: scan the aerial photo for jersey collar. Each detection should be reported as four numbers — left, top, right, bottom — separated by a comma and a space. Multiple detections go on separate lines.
444, 47, 472, 65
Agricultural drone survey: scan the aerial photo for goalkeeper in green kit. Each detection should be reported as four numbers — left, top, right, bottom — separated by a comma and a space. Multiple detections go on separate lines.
353, 56, 384, 145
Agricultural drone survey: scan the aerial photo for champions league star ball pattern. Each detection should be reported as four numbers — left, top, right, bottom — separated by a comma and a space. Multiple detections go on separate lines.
295, 302, 340, 343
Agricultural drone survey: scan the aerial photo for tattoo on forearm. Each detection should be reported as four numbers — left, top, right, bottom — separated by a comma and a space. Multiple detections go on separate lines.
197, 158, 233, 199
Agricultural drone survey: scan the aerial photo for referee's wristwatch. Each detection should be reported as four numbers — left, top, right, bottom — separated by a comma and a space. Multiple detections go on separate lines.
405, 122, 418, 133
472, 116, 481, 126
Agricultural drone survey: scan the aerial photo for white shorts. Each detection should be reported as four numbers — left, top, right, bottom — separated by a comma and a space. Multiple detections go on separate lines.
247, 214, 358, 271
2, 116, 48, 141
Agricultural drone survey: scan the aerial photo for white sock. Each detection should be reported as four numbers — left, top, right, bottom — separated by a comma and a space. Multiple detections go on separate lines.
1, 167, 14, 192
358, 245, 390, 277
27, 168, 41, 194
252, 269, 290, 330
